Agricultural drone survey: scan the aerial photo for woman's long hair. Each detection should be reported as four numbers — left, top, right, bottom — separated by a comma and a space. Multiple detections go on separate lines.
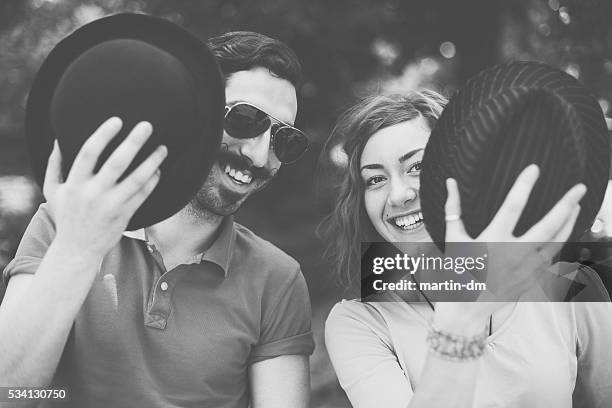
318, 90, 447, 287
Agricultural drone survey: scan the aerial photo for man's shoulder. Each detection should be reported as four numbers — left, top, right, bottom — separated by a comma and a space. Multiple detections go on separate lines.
232, 221, 300, 272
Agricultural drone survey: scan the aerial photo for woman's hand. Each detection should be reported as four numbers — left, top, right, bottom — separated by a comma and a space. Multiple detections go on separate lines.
43, 117, 167, 261
441, 164, 585, 320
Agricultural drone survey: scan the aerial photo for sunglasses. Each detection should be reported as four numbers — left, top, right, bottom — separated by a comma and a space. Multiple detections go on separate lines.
224, 102, 309, 164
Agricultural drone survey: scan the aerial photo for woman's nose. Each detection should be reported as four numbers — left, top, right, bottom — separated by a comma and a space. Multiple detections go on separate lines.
388, 179, 418, 207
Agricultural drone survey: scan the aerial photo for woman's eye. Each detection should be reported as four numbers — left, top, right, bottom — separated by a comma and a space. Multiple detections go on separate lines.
366, 175, 385, 186
408, 161, 422, 174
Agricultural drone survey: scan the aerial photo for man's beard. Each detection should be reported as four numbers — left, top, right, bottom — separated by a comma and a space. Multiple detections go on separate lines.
190, 179, 244, 217
188, 146, 274, 218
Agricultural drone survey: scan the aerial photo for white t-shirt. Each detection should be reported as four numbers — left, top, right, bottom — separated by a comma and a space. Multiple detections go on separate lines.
325, 269, 612, 408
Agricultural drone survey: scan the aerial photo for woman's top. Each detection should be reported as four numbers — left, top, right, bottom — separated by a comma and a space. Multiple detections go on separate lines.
325, 267, 612, 408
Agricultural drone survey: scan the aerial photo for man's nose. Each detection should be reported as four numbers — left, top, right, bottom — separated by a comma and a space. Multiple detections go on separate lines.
239, 130, 272, 168
387, 178, 418, 207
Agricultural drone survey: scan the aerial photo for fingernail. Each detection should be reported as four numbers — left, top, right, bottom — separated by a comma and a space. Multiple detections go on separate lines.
139, 121, 153, 133
108, 117, 122, 126
575, 183, 587, 198
158, 145, 168, 157
525, 164, 540, 179
446, 178, 456, 188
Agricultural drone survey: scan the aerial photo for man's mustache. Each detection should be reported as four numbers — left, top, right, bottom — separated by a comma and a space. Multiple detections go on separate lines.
217, 144, 273, 181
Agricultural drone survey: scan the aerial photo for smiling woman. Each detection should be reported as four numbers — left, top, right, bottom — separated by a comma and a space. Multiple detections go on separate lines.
320, 90, 612, 408
360, 118, 430, 243
319, 91, 446, 286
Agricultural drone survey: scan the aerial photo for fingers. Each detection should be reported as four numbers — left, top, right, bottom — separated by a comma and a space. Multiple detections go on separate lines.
112, 144, 168, 202
123, 169, 162, 215
488, 164, 540, 233
67, 117, 123, 182
42, 140, 63, 199
521, 184, 586, 242
527, 225, 573, 273
96, 121, 153, 186
548, 205, 581, 243
530, 205, 579, 271
444, 178, 468, 241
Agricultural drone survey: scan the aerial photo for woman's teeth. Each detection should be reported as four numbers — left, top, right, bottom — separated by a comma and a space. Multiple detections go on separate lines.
391, 212, 423, 231
224, 165, 253, 185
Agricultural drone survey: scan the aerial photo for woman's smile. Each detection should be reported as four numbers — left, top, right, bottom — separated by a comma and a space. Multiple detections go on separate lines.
360, 117, 432, 243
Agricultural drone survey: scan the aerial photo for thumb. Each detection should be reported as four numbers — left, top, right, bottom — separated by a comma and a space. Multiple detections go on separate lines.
42, 140, 63, 199
444, 178, 468, 242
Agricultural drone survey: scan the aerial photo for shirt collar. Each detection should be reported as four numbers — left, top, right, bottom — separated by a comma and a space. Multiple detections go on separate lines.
200, 216, 235, 277
122, 216, 235, 277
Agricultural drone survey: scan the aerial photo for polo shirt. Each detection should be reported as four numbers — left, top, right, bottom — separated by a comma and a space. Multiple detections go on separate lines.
3, 203, 314, 407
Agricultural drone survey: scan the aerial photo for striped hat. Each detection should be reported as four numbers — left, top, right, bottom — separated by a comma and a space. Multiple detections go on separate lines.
420, 61, 610, 246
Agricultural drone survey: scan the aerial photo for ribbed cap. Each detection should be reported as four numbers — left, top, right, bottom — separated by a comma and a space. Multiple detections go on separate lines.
421, 61, 610, 247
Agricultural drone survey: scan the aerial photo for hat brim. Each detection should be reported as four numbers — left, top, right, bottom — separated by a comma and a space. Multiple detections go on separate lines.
420, 62, 610, 248
26, 13, 225, 230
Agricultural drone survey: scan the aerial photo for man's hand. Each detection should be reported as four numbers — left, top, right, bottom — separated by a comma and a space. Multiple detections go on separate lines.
43, 117, 167, 260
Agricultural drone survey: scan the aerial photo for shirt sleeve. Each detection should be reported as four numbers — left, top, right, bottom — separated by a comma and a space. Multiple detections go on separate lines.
2, 203, 55, 286
572, 268, 612, 408
325, 300, 413, 408
249, 267, 314, 364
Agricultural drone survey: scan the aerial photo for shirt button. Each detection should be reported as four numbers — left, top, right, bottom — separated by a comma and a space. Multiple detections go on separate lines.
160, 281, 168, 291
146, 244, 154, 253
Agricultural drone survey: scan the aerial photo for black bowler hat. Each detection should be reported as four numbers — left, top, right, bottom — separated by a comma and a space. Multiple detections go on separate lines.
420, 61, 610, 247
26, 13, 225, 230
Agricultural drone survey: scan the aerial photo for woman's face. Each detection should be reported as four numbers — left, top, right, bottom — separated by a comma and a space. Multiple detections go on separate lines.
360, 117, 433, 243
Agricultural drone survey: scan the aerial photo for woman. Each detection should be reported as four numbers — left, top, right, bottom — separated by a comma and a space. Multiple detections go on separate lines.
321, 91, 612, 407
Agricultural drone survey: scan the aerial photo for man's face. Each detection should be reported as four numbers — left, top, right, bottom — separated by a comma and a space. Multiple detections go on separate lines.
190, 67, 298, 216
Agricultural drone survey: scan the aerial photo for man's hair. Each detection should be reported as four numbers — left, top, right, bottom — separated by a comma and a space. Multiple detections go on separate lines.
318, 90, 447, 287
206, 31, 302, 87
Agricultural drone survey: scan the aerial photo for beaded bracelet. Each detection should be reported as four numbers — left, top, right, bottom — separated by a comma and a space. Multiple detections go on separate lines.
426, 322, 489, 361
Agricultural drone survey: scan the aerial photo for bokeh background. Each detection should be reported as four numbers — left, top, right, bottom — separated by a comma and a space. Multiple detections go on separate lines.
1, 1, 611, 406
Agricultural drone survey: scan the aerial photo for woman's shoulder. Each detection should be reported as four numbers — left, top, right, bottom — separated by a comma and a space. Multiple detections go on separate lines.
574, 264, 611, 301
325, 297, 399, 357
325, 292, 421, 346
326, 298, 383, 327
552, 261, 612, 302
326, 291, 400, 327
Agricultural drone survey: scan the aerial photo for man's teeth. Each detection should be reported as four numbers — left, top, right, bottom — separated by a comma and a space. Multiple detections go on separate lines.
392, 212, 423, 230
224, 165, 253, 184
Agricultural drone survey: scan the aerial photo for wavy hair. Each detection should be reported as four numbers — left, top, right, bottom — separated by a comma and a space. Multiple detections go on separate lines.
319, 90, 447, 287
206, 31, 302, 87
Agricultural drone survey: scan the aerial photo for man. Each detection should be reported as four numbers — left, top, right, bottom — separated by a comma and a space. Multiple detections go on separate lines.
0, 31, 313, 407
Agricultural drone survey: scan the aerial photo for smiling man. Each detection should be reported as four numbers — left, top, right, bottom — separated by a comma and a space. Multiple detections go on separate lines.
1, 31, 313, 407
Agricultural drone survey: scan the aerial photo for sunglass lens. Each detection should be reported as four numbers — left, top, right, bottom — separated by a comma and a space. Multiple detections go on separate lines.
273, 127, 308, 163
225, 104, 271, 139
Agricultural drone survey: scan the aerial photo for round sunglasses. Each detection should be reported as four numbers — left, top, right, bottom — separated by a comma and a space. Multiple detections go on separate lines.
224, 102, 309, 164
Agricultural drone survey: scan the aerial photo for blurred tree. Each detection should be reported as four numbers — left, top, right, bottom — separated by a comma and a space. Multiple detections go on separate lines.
503, 0, 612, 115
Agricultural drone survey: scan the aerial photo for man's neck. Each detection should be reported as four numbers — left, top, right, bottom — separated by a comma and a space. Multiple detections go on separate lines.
146, 205, 224, 260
